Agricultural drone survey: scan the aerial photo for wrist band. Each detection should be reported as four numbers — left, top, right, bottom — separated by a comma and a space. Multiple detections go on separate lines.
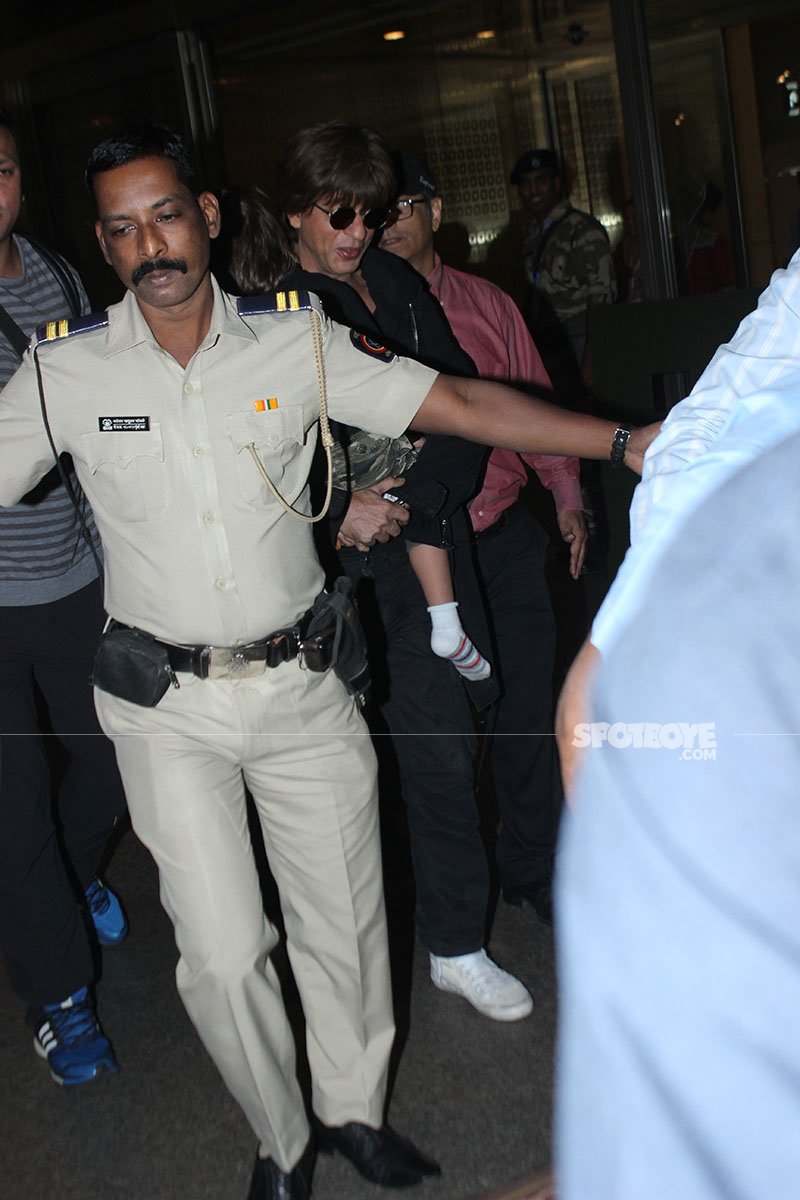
610, 425, 632, 469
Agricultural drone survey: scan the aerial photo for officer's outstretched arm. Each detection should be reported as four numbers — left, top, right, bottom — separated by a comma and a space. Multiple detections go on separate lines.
413, 374, 657, 473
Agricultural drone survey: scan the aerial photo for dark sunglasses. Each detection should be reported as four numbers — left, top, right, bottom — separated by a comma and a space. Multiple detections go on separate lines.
313, 202, 398, 231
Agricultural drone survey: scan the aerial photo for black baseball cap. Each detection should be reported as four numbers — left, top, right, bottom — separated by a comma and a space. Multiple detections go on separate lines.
393, 150, 438, 199
510, 149, 559, 184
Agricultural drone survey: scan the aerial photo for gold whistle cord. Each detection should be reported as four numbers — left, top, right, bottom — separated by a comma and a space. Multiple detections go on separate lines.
245, 307, 334, 523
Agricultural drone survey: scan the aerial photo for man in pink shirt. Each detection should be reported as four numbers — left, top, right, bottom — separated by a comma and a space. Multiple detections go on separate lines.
382, 152, 587, 924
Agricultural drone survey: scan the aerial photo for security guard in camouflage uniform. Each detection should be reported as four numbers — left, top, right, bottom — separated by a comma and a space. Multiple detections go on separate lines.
0, 124, 648, 1200
512, 148, 616, 574
512, 148, 615, 372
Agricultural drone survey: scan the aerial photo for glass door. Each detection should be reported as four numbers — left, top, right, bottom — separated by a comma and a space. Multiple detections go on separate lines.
6, 29, 217, 307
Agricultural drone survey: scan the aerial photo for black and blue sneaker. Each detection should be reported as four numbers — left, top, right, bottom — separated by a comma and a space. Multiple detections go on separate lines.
31, 987, 119, 1086
84, 878, 128, 946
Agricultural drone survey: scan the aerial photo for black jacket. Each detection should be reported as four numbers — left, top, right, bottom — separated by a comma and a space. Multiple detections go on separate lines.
281, 247, 489, 541
281, 247, 498, 708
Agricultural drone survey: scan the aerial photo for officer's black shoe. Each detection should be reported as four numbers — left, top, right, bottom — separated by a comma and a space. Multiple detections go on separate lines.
504, 881, 554, 927
314, 1119, 441, 1188
247, 1138, 315, 1200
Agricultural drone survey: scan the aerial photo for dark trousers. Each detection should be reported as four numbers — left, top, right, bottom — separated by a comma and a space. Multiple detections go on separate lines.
0, 578, 127, 1007
475, 504, 563, 889
339, 540, 487, 957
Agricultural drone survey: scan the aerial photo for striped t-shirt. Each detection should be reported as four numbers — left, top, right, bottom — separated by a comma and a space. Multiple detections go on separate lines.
0, 235, 102, 605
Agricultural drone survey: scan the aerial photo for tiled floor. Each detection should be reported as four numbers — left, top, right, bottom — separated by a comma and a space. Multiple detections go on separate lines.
1, 813, 557, 1200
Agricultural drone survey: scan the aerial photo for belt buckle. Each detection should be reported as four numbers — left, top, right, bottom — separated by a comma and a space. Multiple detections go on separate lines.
206, 645, 266, 681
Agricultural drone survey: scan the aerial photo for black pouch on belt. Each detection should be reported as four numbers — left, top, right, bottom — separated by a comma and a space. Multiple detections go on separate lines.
303, 576, 371, 706
92, 623, 174, 707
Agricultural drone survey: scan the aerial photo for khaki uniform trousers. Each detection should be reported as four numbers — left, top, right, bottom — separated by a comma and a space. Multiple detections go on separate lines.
95, 660, 394, 1172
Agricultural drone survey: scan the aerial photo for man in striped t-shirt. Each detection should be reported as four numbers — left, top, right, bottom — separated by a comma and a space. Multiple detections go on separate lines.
0, 109, 127, 1086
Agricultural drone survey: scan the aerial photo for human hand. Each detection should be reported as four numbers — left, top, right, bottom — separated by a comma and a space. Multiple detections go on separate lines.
336, 476, 410, 552
555, 639, 602, 804
557, 508, 589, 580
624, 421, 661, 474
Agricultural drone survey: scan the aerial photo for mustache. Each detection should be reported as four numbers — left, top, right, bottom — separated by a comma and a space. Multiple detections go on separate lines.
132, 258, 188, 286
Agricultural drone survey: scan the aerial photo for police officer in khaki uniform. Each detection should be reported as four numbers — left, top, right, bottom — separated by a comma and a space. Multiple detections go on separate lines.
0, 124, 653, 1200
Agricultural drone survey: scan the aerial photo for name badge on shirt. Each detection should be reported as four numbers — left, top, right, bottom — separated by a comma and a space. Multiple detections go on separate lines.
98, 417, 150, 432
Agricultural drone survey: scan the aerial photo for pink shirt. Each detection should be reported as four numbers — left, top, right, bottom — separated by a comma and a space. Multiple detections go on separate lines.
426, 255, 582, 533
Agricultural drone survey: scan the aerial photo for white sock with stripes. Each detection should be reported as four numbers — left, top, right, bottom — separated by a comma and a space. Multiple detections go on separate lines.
428, 601, 491, 681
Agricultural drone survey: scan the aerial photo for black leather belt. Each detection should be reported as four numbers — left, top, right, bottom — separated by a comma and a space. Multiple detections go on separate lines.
108, 620, 305, 681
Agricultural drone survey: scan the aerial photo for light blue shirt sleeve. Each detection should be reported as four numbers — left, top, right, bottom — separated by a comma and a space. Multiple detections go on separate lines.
593, 248, 800, 655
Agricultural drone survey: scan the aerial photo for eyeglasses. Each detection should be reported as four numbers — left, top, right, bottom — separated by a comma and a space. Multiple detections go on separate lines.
312, 202, 398, 231
394, 196, 429, 221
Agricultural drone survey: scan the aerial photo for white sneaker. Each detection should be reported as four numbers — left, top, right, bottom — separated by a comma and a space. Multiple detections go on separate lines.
429, 949, 533, 1021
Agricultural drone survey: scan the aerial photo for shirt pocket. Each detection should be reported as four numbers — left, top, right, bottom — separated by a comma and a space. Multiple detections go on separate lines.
227, 406, 306, 509
80, 424, 170, 523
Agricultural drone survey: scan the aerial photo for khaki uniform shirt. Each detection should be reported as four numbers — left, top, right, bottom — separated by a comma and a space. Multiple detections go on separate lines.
0, 278, 436, 645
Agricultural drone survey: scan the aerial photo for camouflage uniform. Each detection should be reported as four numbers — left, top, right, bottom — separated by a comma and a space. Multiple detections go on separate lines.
523, 198, 615, 361
331, 429, 418, 493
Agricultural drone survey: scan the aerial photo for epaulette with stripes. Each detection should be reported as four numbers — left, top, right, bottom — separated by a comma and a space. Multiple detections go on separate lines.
237, 290, 315, 316
36, 312, 109, 345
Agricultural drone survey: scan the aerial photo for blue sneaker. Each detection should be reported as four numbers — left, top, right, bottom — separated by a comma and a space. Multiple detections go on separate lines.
32, 987, 119, 1086
84, 878, 128, 946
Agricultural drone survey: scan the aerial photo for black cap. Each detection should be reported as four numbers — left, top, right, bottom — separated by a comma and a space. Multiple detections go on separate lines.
510, 148, 559, 184
393, 150, 438, 199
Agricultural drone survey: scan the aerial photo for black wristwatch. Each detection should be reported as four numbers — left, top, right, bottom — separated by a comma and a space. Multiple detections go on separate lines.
610, 425, 632, 469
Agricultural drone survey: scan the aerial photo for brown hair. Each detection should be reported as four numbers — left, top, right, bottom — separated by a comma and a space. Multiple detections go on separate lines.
212, 187, 294, 293
275, 120, 396, 218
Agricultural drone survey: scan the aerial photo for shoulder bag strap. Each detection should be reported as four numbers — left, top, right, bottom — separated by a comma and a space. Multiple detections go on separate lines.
0, 237, 82, 358
0, 299, 31, 359
26, 237, 82, 317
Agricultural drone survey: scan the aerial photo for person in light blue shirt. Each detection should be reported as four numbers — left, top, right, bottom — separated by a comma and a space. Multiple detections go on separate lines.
555, 395, 800, 1199
557, 246, 800, 790
596, 244, 800, 655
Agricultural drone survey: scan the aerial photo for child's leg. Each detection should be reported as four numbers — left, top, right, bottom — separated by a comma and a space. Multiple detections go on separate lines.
407, 542, 491, 681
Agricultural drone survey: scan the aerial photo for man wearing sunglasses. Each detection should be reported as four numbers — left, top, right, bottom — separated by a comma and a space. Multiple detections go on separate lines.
277, 120, 536, 1025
